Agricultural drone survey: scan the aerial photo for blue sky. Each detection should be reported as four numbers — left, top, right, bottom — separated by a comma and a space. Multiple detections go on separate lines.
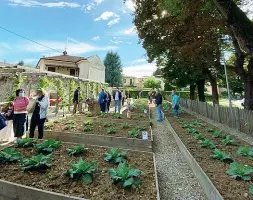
0, 0, 157, 77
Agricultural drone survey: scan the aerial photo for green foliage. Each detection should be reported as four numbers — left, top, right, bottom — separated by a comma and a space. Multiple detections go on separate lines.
22, 154, 52, 171
222, 136, 237, 146
107, 128, 116, 134
35, 139, 61, 154
193, 133, 206, 140
67, 145, 88, 156
83, 125, 93, 132
136, 125, 146, 131
128, 129, 139, 138
104, 51, 123, 87
104, 148, 127, 164
187, 128, 199, 134
192, 120, 205, 128
68, 80, 76, 111
84, 120, 93, 126
36, 77, 50, 90
199, 139, 216, 149
226, 162, 253, 181
211, 149, 233, 163
65, 159, 97, 184
212, 131, 223, 138
112, 113, 121, 119
18, 60, 24, 66
103, 122, 113, 127
237, 146, 253, 157
64, 120, 76, 130
99, 112, 108, 118
162, 101, 172, 112
143, 77, 161, 89
84, 111, 93, 117
121, 123, 130, 129
16, 138, 34, 148
7, 76, 24, 101
249, 185, 253, 199
44, 121, 54, 130
182, 123, 193, 128
0, 148, 22, 163
133, 99, 148, 111
108, 162, 141, 188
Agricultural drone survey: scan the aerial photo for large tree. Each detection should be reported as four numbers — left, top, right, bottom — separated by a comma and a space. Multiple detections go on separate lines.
104, 51, 123, 87
143, 77, 161, 89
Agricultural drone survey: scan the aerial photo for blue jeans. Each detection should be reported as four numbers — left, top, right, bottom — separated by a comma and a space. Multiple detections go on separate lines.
157, 104, 162, 121
173, 108, 179, 117
114, 100, 121, 113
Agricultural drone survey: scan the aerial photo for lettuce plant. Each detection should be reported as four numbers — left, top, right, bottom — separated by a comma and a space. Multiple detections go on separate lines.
108, 162, 141, 189
84, 111, 93, 117
22, 154, 52, 171
193, 133, 206, 140
67, 145, 88, 156
212, 131, 223, 138
226, 162, 253, 181
206, 127, 214, 133
99, 112, 108, 118
107, 128, 116, 134
249, 185, 253, 199
182, 123, 193, 129
128, 129, 139, 138
16, 138, 34, 148
112, 113, 121, 119
83, 125, 92, 132
121, 123, 130, 129
0, 148, 22, 163
84, 119, 93, 126
237, 146, 253, 157
44, 121, 54, 130
104, 148, 127, 164
187, 128, 198, 134
35, 139, 61, 154
103, 122, 113, 127
199, 139, 216, 149
222, 136, 237, 146
192, 120, 205, 128
65, 159, 97, 184
136, 125, 146, 131
211, 149, 233, 163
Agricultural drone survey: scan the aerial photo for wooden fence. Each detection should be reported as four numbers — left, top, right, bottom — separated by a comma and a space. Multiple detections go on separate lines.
180, 99, 253, 135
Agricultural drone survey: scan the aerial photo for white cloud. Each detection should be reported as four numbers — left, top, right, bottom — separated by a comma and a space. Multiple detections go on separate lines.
240, 0, 253, 19
109, 37, 132, 44
23, 58, 36, 63
123, 63, 156, 78
94, 11, 118, 21
0, 42, 12, 50
123, 26, 137, 35
125, 0, 135, 12
131, 59, 147, 64
94, 0, 104, 4
8, 0, 81, 8
107, 18, 120, 26
92, 36, 100, 41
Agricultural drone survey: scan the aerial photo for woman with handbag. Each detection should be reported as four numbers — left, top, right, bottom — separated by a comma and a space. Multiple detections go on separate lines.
29, 88, 49, 139
13, 89, 29, 142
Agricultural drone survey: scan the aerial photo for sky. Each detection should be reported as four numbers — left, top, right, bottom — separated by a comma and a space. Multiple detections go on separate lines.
0, 0, 157, 77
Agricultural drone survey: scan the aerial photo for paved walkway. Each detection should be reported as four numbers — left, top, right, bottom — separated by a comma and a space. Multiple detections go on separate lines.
151, 106, 207, 200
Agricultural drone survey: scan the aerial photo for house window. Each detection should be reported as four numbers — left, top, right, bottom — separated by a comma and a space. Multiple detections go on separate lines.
70, 69, 76, 76
130, 79, 133, 85
48, 67, 55, 72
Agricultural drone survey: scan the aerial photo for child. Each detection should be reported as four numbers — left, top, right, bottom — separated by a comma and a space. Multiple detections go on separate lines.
3, 103, 14, 120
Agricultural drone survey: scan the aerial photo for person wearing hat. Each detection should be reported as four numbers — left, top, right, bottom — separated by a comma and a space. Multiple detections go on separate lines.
13, 89, 29, 142
29, 88, 49, 139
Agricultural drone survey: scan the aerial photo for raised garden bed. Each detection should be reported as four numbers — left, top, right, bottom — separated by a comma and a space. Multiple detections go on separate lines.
166, 112, 253, 200
0, 140, 159, 200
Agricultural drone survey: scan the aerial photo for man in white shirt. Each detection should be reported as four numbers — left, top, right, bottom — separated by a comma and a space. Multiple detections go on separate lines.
113, 87, 122, 113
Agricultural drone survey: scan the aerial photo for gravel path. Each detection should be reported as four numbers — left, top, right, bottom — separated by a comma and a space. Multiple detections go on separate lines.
151, 107, 207, 200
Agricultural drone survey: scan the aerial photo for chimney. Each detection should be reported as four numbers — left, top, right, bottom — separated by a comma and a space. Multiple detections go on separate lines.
63, 51, 67, 56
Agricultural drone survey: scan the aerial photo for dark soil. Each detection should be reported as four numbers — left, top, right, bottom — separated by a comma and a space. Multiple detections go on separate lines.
47, 120, 151, 140
0, 143, 157, 200
167, 112, 253, 200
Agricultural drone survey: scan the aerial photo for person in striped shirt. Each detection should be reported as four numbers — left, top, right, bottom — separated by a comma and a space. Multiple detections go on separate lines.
13, 89, 29, 142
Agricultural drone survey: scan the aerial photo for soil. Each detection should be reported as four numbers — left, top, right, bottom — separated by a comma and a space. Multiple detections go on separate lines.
0, 143, 157, 200
167, 112, 253, 200
47, 119, 151, 140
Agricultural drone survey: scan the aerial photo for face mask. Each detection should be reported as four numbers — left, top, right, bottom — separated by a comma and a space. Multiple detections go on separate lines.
19, 93, 24, 97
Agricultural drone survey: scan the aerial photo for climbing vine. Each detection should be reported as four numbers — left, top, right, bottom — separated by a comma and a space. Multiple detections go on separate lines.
7, 75, 25, 102
67, 79, 76, 111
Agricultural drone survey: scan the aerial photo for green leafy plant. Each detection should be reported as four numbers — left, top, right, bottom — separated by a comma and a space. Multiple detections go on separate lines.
103, 122, 113, 127
136, 125, 146, 131
104, 148, 127, 164
226, 162, 253, 181
64, 120, 76, 130
99, 112, 108, 118
249, 185, 253, 199
182, 123, 193, 128
237, 146, 253, 157
65, 159, 97, 184
211, 149, 233, 163
84, 119, 93, 126
187, 128, 198, 134
212, 131, 223, 138
192, 119, 205, 128
121, 123, 130, 129
193, 133, 206, 140
22, 154, 52, 171
112, 113, 121, 119
108, 162, 141, 189
83, 125, 93, 132
35, 139, 61, 154
199, 139, 216, 149
65, 120, 76, 125
107, 128, 116, 134
84, 111, 93, 117
222, 136, 237, 146
206, 127, 214, 133
44, 121, 54, 130
128, 129, 139, 138
16, 138, 34, 148
67, 145, 88, 156
0, 148, 22, 163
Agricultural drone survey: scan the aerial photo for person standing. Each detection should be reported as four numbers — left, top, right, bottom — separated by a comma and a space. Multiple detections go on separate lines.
113, 87, 122, 113
105, 91, 112, 113
73, 87, 80, 114
122, 90, 125, 106
138, 90, 142, 99
155, 90, 163, 122
98, 89, 106, 113
172, 90, 180, 117
13, 89, 29, 142
29, 88, 49, 139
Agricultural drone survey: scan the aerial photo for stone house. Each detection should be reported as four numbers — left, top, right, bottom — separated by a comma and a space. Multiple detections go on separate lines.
36, 51, 105, 83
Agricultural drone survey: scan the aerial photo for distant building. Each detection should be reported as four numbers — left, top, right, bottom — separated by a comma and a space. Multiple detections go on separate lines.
36, 51, 105, 83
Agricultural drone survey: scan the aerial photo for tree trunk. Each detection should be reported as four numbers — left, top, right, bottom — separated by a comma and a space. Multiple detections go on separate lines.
213, 0, 253, 54
206, 71, 219, 105
196, 79, 205, 102
244, 58, 253, 110
190, 84, 196, 100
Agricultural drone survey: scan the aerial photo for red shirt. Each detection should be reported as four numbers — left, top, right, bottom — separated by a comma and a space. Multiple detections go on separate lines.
13, 97, 29, 113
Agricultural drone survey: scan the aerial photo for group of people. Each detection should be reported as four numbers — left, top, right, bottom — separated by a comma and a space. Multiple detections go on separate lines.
155, 89, 180, 122
0, 88, 49, 142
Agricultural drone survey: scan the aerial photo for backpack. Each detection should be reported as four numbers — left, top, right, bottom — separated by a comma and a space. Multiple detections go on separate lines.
0, 113, 7, 131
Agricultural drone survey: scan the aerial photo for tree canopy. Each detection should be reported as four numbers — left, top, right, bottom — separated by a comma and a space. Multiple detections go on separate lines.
143, 77, 161, 89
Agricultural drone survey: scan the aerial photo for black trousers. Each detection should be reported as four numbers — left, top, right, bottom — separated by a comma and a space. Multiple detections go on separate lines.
100, 103, 106, 113
13, 113, 27, 137
29, 116, 46, 139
